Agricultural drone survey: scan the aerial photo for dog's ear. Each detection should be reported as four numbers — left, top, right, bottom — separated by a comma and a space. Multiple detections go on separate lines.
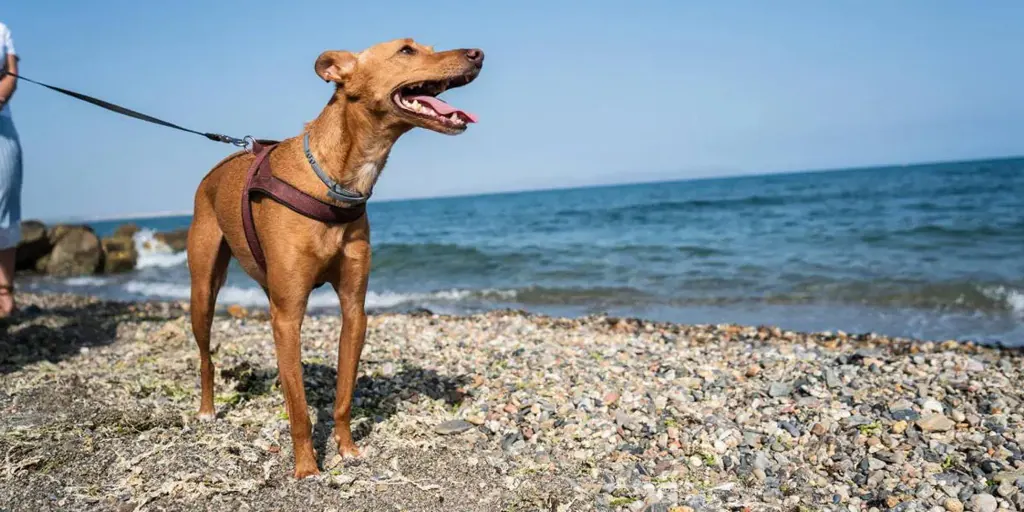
315, 51, 357, 84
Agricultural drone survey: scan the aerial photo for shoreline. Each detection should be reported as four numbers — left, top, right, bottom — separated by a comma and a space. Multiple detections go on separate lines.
1, 292, 1022, 511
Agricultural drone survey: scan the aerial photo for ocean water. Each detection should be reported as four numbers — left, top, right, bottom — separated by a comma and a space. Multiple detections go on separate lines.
20, 157, 1024, 345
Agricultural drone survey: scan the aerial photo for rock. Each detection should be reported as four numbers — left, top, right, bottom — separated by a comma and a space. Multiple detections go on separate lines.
917, 414, 955, 432
916, 484, 935, 500
101, 236, 138, 273
811, 423, 827, 436
768, 382, 792, 397
1012, 493, 1024, 511
113, 222, 140, 239
39, 225, 102, 276
227, 304, 248, 319
892, 420, 909, 434
943, 497, 963, 512
745, 365, 761, 378
14, 220, 51, 270
603, 392, 620, 405
889, 399, 915, 412
992, 470, 1024, 484
330, 474, 356, 487
922, 398, 944, 413
892, 409, 921, 421
996, 482, 1015, 498
967, 493, 996, 512
154, 229, 188, 252
779, 421, 800, 438
433, 420, 474, 435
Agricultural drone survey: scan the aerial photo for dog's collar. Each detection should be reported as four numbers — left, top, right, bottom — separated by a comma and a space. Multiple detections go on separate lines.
303, 132, 370, 205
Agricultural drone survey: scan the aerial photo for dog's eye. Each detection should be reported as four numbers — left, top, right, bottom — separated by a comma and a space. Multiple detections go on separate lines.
398, 45, 416, 56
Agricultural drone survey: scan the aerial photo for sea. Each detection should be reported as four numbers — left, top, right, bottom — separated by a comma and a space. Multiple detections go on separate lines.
19, 157, 1024, 346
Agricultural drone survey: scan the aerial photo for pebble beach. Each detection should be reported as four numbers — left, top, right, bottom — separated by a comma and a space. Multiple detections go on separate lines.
1, 293, 1022, 512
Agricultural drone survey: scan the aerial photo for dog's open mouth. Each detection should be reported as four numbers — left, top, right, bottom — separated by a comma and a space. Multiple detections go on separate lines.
392, 76, 478, 129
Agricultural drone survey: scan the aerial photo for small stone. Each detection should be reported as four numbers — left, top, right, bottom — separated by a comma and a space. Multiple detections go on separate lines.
886, 495, 901, 508
889, 400, 915, 412
227, 304, 248, 319
779, 421, 800, 438
917, 484, 935, 500
330, 474, 356, 487
862, 457, 886, 471
825, 370, 842, 388
950, 410, 966, 423
892, 420, 908, 434
603, 392, 620, 405
745, 365, 761, 378
922, 399, 944, 413
996, 483, 1015, 498
434, 420, 474, 435
943, 497, 963, 512
1012, 494, 1024, 511
917, 414, 955, 432
753, 452, 770, 470
964, 359, 984, 372
992, 470, 1024, 484
966, 493, 996, 512
752, 468, 767, 482
503, 403, 518, 414
768, 382, 792, 398
892, 409, 921, 421
811, 423, 827, 436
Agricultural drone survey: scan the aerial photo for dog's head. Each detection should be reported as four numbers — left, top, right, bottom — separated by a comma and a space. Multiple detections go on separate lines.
315, 38, 483, 135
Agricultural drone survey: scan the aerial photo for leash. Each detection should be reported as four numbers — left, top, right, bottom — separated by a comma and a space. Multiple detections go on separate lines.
3, 71, 255, 149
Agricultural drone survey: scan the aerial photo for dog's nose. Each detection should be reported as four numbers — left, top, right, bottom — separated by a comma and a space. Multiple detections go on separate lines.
465, 49, 484, 67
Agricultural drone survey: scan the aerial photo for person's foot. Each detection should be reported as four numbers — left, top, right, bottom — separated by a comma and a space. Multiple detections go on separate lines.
0, 285, 15, 318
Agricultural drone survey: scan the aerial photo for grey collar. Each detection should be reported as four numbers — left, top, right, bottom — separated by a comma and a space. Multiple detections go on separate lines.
303, 132, 370, 205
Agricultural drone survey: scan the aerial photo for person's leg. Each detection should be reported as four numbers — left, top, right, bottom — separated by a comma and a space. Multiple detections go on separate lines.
0, 246, 13, 316
0, 115, 22, 317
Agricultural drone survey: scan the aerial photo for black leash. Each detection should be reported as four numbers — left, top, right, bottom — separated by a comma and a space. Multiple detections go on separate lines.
3, 71, 253, 148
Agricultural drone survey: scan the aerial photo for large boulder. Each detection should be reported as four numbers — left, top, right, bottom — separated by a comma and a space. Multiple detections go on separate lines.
102, 235, 138, 273
38, 225, 103, 276
112, 222, 141, 239
154, 229, 188, 252
15, 220, 52, 270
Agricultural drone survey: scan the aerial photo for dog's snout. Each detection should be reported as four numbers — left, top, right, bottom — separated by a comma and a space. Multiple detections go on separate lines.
465, 49, 484, 67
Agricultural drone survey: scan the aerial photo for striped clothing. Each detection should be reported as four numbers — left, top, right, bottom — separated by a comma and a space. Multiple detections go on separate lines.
0, 21, 20, 249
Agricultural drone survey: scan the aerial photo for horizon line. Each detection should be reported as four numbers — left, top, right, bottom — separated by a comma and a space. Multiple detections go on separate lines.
33, 152, 1023, 224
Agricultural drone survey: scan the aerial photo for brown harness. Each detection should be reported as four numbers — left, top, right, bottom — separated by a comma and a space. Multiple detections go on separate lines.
241, 140, 367, 274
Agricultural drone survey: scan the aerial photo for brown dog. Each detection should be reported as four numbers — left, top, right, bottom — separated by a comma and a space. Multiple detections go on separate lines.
186, 38, 483, 478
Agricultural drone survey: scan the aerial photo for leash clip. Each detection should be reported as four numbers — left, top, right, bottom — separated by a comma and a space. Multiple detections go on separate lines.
242, 135, 257, 153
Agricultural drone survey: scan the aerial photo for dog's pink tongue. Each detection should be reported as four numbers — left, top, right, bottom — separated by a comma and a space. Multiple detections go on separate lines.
411, 96, 478, 123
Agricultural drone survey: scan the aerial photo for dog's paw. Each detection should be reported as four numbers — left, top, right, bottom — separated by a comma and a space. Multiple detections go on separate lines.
294, 462, 321, 479
197, 411, 216, 422
339, 444, 361, 459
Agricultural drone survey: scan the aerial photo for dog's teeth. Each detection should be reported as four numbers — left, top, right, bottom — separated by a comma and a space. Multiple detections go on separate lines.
410, 100, 420, 109
449, 113, 459, 122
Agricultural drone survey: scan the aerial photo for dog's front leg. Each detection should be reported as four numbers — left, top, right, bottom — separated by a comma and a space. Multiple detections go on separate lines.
331, 226, 371, 458
268, 271, 320, 478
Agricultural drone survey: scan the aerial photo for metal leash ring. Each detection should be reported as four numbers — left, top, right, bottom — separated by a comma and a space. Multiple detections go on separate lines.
242, 135, 257, 153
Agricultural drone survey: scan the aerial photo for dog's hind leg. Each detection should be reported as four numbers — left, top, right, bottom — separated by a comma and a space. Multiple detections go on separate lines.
186, 195, 232, 421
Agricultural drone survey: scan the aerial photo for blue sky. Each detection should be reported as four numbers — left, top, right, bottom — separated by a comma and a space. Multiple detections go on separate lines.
5, 1, 1023, 220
